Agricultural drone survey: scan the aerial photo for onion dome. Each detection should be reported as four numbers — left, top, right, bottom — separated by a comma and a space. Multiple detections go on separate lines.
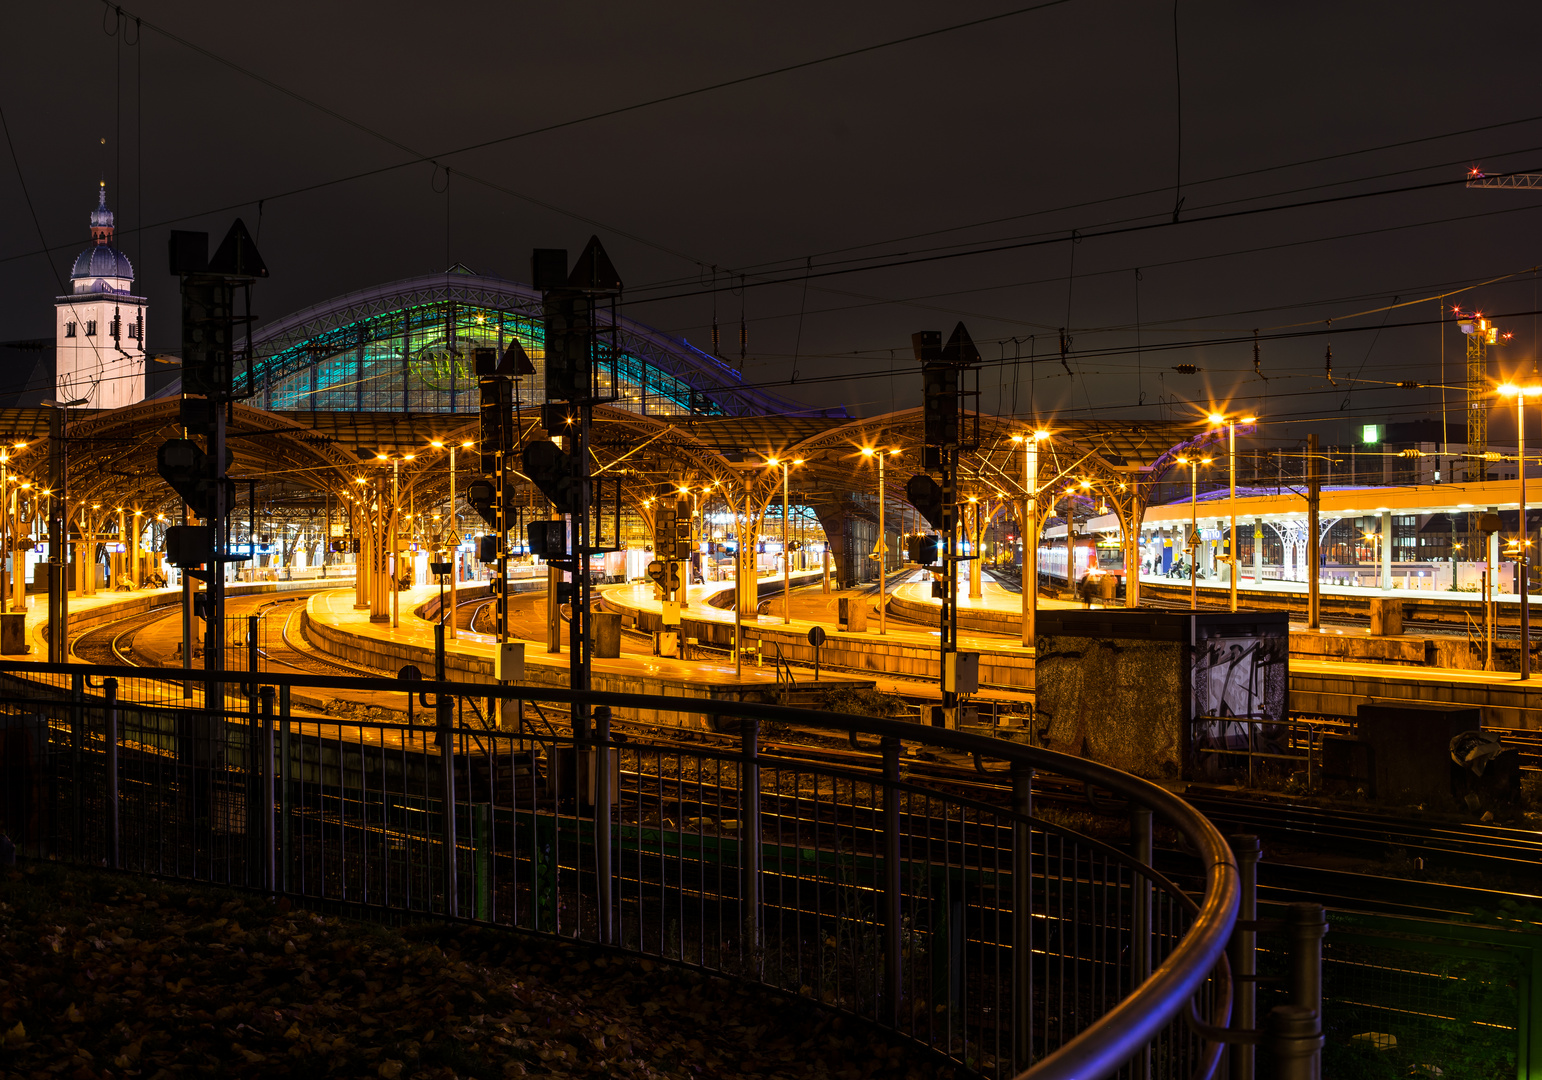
69, 182, 133, 289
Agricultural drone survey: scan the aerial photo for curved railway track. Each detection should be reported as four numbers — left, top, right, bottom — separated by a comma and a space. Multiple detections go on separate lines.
63, 581, 1542, 920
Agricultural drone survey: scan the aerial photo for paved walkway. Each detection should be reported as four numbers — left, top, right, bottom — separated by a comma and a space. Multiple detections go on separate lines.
600, 576, 1035, 705
306, 585, 860, 694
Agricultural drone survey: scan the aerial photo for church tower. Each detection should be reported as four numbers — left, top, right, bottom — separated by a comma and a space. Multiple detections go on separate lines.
55, 182, 146, 409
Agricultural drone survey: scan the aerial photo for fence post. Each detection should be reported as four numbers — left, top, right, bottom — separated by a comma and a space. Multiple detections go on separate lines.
104, 677, 119, 870
738, 715, 762, 960
260, 686, 275, 895
246, 615, 261, 879
1130, 806, 1154, 1080
1012, 764, 1034, 1069
278, 684, 291, 895
881, 736, 902, 1029
1230, 835, 1262, 1080
1268, 1005, 1322, 1080
594, 704, 614, 945
438, 689, 457, 918
70, 671, 83, 860
1288, 903, 1328, 1079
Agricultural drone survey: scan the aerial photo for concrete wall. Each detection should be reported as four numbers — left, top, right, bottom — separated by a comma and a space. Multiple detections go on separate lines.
1033, 632, 1187, 779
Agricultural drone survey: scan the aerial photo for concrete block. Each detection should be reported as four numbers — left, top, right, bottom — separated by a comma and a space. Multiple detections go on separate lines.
1368, 598, 1404, 636
591, 612, 622, 658
838, 596, 867, 632
1356, 702, 1476, 804
0, 612, 26, 654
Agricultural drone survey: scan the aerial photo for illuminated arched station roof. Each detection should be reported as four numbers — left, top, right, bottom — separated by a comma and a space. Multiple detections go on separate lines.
216, 269, 843, 420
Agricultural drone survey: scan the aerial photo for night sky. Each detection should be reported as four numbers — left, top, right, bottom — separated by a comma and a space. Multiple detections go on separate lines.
5, 1, 1542, 444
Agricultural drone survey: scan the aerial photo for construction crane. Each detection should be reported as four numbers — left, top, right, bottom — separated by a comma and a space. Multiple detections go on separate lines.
1461, 166, 1530, 478
1466, 167, 1542, 189
1455, 310, 1499, 479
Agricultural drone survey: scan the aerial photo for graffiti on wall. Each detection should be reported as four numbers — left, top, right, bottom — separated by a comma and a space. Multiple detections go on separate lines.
1190, 631, 1288, 766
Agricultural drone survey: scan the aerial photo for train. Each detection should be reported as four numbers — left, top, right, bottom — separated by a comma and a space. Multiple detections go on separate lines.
1036, 538, 1125, 585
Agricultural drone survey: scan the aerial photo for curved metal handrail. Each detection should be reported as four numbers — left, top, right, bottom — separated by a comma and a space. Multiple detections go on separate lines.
2, 660, 1240, 1080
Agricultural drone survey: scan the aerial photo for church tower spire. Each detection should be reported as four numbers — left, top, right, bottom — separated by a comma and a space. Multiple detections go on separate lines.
90, 180, 115, 245
56, 182, 146, 410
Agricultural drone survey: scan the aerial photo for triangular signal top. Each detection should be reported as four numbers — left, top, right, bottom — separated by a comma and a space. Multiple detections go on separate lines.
941, 321, 979, 366
207, 218, 269, 279
498, 338, 536, 377
567, 235, 622, 293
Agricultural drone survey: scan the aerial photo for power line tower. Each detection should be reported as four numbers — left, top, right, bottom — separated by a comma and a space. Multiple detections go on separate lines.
1458, 311, 1499, 480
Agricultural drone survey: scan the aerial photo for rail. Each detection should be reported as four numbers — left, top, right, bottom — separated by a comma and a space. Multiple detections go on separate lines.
0, 661, 1240, 1080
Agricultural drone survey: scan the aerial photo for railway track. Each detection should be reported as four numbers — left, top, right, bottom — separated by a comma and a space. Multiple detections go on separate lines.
64, 581, 1542, 920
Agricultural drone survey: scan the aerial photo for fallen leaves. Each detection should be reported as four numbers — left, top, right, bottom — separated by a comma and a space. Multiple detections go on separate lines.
1, 862, 960, 1079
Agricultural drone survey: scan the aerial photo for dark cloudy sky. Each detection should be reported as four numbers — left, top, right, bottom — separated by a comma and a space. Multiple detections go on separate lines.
4, 0, 1542, 444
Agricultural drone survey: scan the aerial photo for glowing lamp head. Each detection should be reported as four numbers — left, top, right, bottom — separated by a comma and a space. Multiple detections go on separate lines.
860, 448, 874, 458
1207, 412, 1225, 425
1241, 416, 1257, 424
1033, 430, 1050, 441
766, 457, 780, 467
430, 440, 444, 449
678, 487, 689, 496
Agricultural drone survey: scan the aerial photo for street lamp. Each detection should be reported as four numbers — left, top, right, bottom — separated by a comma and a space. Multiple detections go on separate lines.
860, 448, 899, 633
1010, 430, 1049, 647
1499, 381, 1542, 679
767, 456, 807, 624
430, 438, 474, 640
1207, 412, 1257, 613
1175, 456, 1212, 608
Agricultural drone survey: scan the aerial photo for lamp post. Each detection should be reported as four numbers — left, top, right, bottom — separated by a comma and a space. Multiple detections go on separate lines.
860, 448, 900, 634
1011, 431, 1049, 648
431, 439, 473, 640
767, 457, 807, 624
1207, 412, 1257, 613
1176, 456, 1211, 608
1500, 381, 1541, 679
374, 451, 416, 628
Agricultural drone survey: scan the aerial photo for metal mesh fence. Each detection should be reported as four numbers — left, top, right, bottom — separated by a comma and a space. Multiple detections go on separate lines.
0, 663, 1237, 1080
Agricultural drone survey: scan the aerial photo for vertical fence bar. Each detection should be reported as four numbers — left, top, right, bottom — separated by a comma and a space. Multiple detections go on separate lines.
1230, 835, 1261, 1080
70, 671, 83, 860
1269, 1006, 1322, 1080
278, 684, 291, 895
104, 677, 119, 870
1012, 765, 1033, 1069
1288, 903, 1327, 1080
593, 705, 614, 945
739, 715, 762, 960
1131, 806, 1154, 1080
438, 690, 457, 917
881, 736, 902, 1028
260, 685, 275, 894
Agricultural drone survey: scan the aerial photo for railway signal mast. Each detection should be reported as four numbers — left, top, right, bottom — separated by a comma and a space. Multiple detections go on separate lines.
161, 221, 268, 675
909, 323, 981, 728
523, 238, 624, 746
